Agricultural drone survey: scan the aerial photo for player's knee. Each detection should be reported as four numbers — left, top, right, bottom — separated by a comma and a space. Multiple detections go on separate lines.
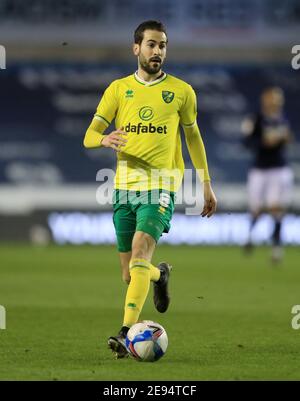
131, 232, 155, 260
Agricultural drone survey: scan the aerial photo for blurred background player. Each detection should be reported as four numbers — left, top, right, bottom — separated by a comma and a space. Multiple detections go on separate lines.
242, 87, 294, 263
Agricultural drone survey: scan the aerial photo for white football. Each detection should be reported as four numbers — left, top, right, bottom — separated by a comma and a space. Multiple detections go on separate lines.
125, 320, 168, 362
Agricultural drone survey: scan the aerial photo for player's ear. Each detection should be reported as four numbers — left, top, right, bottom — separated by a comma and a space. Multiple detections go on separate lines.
133, 43, 139, 56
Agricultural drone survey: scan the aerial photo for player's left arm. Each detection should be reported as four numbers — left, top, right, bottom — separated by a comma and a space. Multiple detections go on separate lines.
180, 85, 217, 218
183, 123, 217, 218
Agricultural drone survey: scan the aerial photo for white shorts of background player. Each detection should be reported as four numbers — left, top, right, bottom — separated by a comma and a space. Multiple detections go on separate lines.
247, 167, 294, 213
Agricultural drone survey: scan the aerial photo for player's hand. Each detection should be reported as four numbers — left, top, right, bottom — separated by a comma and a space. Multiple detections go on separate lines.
201, 182, 217, 218
101, 127, 127, 152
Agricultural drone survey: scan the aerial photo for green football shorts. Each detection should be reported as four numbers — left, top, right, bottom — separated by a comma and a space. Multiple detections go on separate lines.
112, 189, 175, 252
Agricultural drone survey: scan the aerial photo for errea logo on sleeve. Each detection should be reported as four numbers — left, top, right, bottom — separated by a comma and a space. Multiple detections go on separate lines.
0, 45, 6, 70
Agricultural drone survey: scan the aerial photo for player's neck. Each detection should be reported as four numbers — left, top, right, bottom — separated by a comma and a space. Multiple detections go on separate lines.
136, 68, 164, 83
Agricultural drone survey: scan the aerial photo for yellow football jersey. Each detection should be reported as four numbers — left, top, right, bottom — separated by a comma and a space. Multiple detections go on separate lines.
95, 72, 197, 191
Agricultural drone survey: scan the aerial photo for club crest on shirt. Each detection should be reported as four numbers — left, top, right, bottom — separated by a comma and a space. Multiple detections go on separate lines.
162, 91, 174, 104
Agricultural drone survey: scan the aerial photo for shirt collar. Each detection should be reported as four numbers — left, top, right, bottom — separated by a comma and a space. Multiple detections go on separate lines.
134, 71, 167, 86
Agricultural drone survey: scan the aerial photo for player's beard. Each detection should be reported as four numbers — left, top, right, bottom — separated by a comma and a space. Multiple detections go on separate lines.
139, 55, 163, 75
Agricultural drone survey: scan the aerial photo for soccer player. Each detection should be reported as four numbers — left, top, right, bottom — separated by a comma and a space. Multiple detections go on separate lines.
242, 87, 293, 263
84, 20, 217, 358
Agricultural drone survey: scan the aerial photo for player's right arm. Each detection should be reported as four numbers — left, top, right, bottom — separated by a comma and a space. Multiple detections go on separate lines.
83, 118, 106, 148
83, 80, 127, 151
83, 119, 127, 151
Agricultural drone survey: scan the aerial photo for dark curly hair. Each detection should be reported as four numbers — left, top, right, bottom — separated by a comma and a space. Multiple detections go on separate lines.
134, 20, 167, 45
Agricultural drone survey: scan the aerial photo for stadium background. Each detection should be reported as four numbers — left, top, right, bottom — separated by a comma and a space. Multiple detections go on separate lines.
1, 0, 300, 245
1, 0, 300, 381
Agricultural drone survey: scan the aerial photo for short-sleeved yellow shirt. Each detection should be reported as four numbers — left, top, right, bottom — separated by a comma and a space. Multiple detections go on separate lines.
95, 72, 197, 192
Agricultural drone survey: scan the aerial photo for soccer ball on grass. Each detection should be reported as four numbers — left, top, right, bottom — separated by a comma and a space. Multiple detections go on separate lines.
125, 320, 168, 362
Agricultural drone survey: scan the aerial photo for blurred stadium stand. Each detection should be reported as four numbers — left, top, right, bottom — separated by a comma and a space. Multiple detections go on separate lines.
0, 0, 300, 243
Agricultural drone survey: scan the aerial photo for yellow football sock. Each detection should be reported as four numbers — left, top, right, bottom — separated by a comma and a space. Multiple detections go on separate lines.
149, 263, 160, 282
123, 258, 151, 328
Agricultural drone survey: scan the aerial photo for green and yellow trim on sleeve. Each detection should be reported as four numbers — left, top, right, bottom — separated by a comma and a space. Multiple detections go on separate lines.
94, 114, 111, 126
181, 120, 197, 128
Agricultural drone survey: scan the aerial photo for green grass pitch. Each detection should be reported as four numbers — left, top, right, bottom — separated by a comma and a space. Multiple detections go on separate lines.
0, 244, 299, 381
